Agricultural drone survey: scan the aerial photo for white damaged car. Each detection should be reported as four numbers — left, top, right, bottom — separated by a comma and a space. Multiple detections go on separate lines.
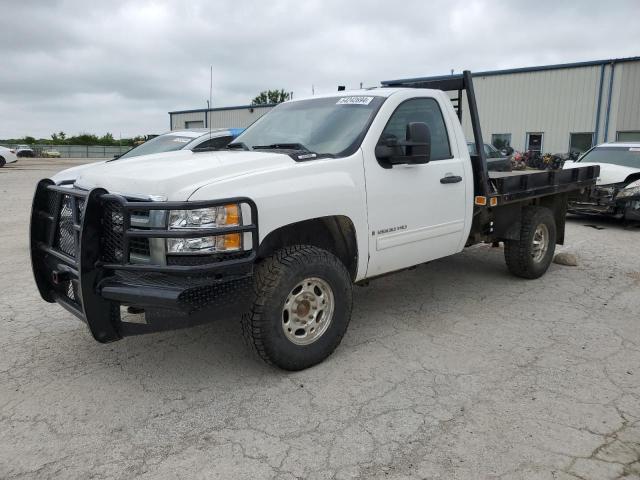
564, 142, 640, 222
0, 146, 18, 167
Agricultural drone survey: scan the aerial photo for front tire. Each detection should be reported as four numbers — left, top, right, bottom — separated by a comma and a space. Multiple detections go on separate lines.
504, 206, 556, 279
242, 245, 353, 370
0, 156, 5, 168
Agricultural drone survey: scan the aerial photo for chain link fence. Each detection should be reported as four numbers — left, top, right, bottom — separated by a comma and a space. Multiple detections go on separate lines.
1, 144, 132, 158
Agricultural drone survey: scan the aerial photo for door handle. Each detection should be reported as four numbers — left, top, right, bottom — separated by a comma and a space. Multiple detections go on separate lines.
440, 175, 462, 184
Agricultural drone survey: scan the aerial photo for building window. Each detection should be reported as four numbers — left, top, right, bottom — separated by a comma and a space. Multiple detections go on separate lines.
185, 120, 204, 128
569, 133, 594, 154
526, 133, 543, 153
491, 133, 511, 150
617, 131, 640, 142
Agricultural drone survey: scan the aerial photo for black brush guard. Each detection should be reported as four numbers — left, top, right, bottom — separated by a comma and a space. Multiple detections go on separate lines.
30, 180, 258, 342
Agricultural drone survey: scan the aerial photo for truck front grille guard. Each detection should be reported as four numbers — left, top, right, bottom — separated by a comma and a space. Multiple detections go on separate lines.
30, 179, 258, 342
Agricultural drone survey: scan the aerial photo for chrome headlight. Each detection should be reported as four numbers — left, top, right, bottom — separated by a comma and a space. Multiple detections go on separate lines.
617, 180, 640, 199
167, 204, 242, 254
168, 205, 240, 228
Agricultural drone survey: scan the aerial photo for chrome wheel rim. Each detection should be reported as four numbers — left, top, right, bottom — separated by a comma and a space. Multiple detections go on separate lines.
282, 277, 334, 346
531, 224, 549, 263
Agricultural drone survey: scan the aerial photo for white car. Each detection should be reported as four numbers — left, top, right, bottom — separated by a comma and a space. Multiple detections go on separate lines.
564, 142, 640, 222
0, 146, 18, 167
116, 128, 243, 159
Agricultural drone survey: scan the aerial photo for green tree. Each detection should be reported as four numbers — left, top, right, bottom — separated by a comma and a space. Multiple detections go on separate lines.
58, 131, 66, 142
73, 133, 100, 145
252, 89, 291, 105
99, 133, 116, 145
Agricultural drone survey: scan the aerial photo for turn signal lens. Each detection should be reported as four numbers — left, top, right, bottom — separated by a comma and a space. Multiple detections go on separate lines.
223, 233, 242, 250
219, 204, 240, 225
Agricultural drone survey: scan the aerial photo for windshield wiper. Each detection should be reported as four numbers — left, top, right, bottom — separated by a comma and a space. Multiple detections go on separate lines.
226, 142, 250, 151
251, 143, 311, 152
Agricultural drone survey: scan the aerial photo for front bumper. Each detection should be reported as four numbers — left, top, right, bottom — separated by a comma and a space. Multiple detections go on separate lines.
567, 183, 640, 221
30, 180, 258, 342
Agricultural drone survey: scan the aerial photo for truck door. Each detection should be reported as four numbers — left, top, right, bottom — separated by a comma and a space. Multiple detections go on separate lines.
363, 96, 468, 277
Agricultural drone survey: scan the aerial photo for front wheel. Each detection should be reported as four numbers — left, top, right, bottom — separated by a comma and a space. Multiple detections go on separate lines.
0, 156, 5, 168
241, 245, 353, 370
504, 206, 557, 279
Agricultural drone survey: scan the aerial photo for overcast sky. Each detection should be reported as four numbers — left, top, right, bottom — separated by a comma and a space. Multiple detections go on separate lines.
1, 0, 638, 139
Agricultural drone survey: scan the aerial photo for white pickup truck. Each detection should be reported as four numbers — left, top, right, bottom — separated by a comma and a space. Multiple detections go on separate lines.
31, 72, 598, 370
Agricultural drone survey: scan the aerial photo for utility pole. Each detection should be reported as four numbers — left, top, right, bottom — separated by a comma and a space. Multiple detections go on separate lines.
209, 65, 213, 136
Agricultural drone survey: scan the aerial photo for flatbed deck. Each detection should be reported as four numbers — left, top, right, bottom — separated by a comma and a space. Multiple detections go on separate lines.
489, 165, 599, 204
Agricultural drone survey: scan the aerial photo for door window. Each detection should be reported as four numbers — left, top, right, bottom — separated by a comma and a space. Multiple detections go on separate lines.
526, 133, 543, 153
379, 98, 452, 161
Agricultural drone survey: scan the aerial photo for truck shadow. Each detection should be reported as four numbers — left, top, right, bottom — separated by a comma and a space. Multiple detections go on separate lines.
49, 247, 515, 383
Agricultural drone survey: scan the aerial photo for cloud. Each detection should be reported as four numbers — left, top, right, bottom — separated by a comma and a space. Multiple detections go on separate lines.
1, 0, 638, 138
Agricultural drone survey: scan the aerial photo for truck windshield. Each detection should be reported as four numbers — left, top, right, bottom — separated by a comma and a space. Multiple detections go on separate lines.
232, 96, 386, 157
579, 146, 640, 168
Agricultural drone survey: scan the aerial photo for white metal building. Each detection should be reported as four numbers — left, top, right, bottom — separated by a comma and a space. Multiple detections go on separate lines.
170, 56, 640, 155
386, 56, 640, 154
169, 103, 275, 131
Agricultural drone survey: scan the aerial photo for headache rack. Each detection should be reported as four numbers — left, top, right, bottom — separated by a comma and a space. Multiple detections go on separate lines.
382, 70, 599, 208
30, 179, 258, 342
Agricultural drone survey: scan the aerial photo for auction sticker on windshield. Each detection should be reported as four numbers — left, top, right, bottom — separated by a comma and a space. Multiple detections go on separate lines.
336, 96, 374, 105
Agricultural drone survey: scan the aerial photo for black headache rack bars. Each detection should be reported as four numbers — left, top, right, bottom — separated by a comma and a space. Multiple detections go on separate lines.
30, 179, 258, 342
383, 70, 491, 200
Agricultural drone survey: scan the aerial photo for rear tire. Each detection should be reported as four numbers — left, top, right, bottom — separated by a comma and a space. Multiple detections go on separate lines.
504, 206, 556, 279
241, 245, 353, 370
0, 157, 5, 168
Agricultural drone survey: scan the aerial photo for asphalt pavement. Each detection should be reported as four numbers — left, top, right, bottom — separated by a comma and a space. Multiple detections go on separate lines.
1, 158, 639, 479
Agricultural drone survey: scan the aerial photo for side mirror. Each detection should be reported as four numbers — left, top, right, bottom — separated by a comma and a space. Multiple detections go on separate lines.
404, 122, 431, 164
375, 122, 431, 166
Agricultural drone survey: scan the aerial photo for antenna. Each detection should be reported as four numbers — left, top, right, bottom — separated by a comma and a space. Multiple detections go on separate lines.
312, 84, 315, 95
209, 65, 213, 137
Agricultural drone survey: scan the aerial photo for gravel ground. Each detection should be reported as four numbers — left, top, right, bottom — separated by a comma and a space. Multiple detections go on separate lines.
1, 158, 639, 479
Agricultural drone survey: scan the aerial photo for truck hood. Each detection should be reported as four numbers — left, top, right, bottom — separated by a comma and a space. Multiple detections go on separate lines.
564, 161, 640, 185
55, 150, 294, 200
